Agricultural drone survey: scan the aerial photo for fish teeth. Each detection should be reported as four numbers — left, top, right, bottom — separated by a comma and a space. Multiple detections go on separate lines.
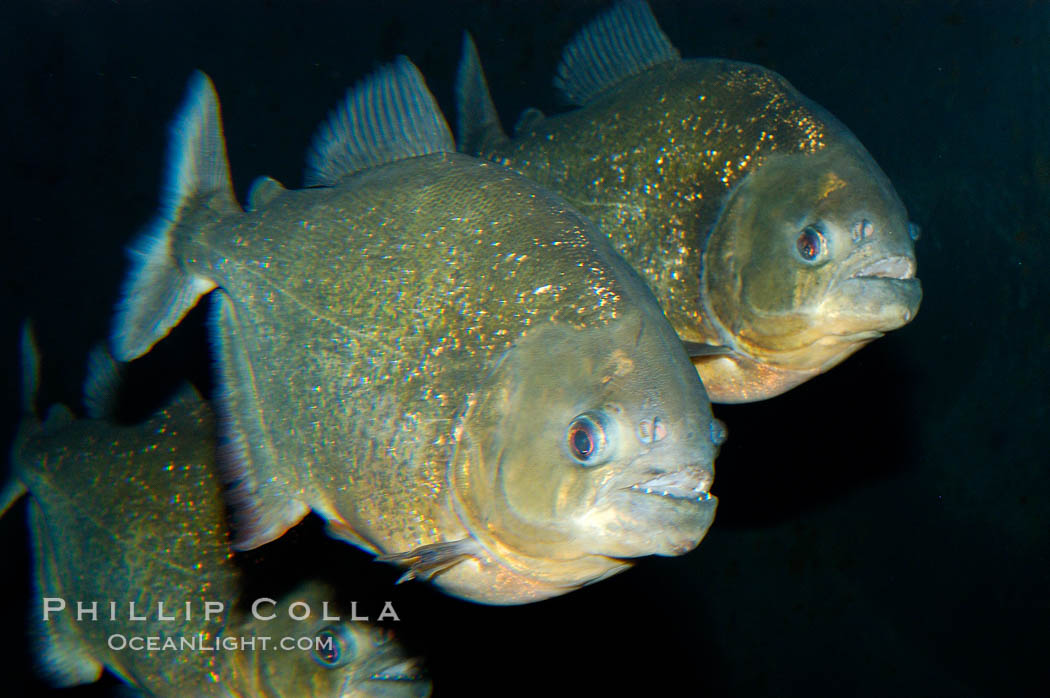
851, 255, 916, 280
629, 483, 710, 502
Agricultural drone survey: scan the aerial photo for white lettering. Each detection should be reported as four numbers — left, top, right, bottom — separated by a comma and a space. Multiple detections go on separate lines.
128, 602, 146, 622
288, 601, 310, 621
157, 602, 175, 621
204, 601, 224, 622
107, 633, 127, 650
350, 601, 368, 622
252, 597, 276, 621
321, 601, 339, 621
42, 598, 66, 621
378, 601, 399, 622
76, 601, 98, 622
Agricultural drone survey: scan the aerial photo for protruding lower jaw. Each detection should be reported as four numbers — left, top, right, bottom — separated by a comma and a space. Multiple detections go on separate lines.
849, 254, 917, 280
626, 467, 714, 504
591, 465, 719, 557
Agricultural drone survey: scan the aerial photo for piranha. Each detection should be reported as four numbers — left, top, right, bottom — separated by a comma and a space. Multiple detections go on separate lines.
108, 58, 724, 604
1, 328, 430, 697
457, 0, 923, 403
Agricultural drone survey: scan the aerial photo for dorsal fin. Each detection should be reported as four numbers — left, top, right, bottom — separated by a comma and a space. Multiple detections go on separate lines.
513, 107, 546, 137
304, 56, 454, 187
19, 321, 40, 419
455, 32, 507, 155
554, 0, 680, 105
246, 175, 286, 211
82, 344, 122, 420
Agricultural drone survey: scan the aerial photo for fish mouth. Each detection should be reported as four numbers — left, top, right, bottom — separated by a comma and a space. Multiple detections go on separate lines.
848, 255, 917, 280
624, 468, 713, 504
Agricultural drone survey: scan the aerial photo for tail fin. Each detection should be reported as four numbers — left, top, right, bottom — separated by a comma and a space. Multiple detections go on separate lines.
110, 70, 234, 362
455, 32, 507, 155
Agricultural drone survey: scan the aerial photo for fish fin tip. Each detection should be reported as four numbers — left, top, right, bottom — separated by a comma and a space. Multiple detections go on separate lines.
0, 480, 27, 519
41, 404, 75, 433
110, 70, 233, 361
81, 344, 123, 420
554, 0, 680, 105
28, 503, 104, 687
377, 539, 480, 583
455, 31, 507, 154
210, 293, 308, 550
19, 320, 40, 419
304, 56, 454, 186
324, 519, 380, 554
513, 107, 546, 136
246, 175, 286, 212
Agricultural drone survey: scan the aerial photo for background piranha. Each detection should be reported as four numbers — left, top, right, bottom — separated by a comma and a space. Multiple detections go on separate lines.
3, 332, 430, 697
458, 0, 922, 403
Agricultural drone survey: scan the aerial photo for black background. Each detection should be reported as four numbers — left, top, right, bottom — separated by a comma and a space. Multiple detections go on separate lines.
2, 1, 1047, 696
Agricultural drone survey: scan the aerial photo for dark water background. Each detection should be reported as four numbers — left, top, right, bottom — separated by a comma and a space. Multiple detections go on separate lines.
2, 0, 1047, 695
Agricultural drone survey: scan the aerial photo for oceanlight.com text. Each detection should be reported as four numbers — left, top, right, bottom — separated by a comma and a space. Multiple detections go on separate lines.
107, 633, 335, 653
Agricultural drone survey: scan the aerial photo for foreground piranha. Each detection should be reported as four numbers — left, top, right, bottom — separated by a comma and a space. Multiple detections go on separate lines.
109, 58, 724, 604
457, 0, 922, 403
1, 331, 430, 697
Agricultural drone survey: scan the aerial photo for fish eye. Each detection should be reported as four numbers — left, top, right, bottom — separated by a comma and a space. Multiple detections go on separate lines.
567, 412, 609, 466
796, 225, 827, 263
907, 221, 922, 241
312, 625, 356, 668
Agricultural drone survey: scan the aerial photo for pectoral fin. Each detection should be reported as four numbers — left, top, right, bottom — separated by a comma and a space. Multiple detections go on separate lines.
377, 539, 481, 584
682, 341, 732, 358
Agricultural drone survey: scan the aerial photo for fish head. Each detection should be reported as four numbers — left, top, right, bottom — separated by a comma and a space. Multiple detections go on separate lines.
450, 311, 721, 591
238, 583, 431, 697
702, 140, 922, 373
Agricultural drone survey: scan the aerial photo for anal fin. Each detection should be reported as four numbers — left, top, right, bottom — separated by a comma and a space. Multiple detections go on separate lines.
325, 518, 380, 555
377, 539, 481, 584
211, 292, 309, 550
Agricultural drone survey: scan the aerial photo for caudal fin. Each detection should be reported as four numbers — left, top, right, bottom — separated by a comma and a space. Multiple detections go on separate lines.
110, 70, 236, 362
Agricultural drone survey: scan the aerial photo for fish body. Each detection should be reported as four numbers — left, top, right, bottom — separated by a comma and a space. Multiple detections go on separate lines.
111, 60, 722, 604
4, 336, 430, 696
458, 0, 922, 403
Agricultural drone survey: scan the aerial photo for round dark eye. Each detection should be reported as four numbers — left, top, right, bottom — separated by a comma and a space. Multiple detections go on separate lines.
796, 225, 826, 262
567, 413, 607, 465
312, 625, 355, 668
